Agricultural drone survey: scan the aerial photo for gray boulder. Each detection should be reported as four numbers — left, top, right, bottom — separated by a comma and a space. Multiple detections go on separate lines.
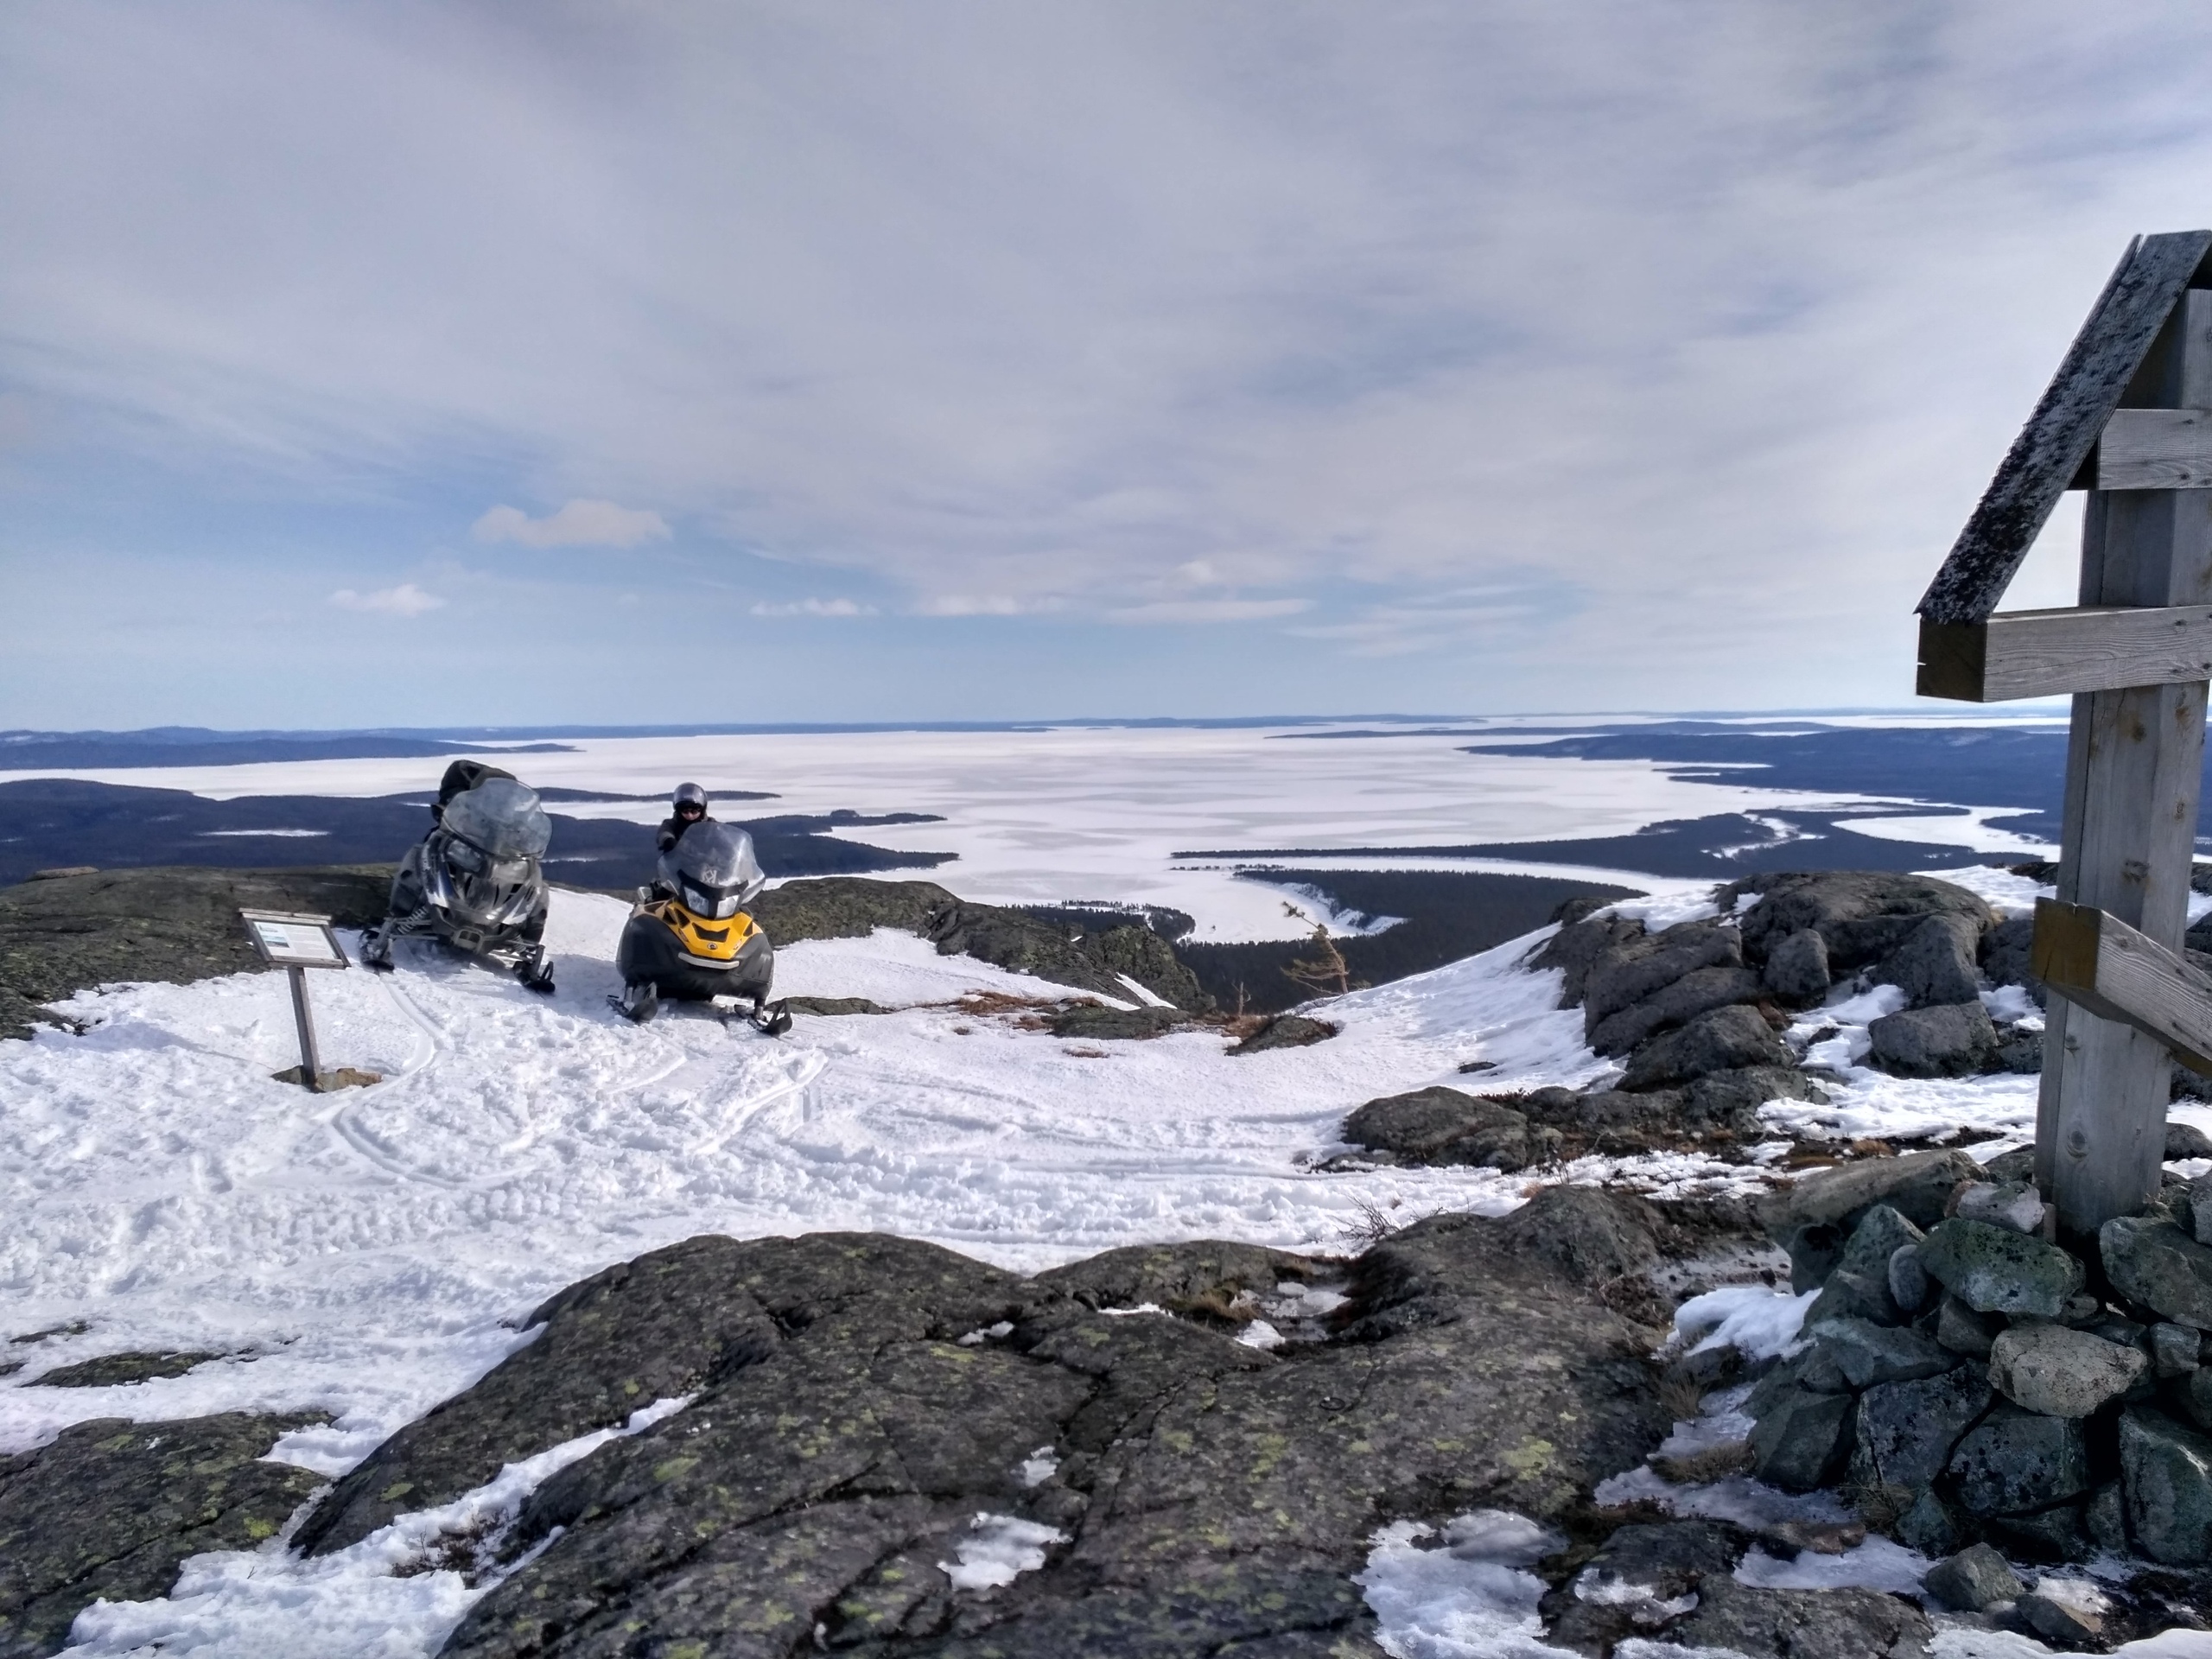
1866, 1001, 1998, 1077
1582, 919, 1743, 1026
1541, 1520, 1741, 1655
1748, 1386, 1857, 1492
1796, 1318, 1954, 1391
2019, 1580, 2111, 1647
1230, 1014, 1338, 1052
1895, 1489, 1967, 1557
1888, 1243, 1930, 1314
1619, 1004, 1791, 1090
0, 1412, 325, 1658
2101, 1216, 2212, 1329
1849, 1365, 1993, 1491
1587, 963, 1764, 1056
1987, 1323, 2150, 1417
1763, 926, 1831, 1007
1728, 870, 1997, 972
1339, 1087, 1544, 1172
1758, 1148, 1982, 1291
1530, 909, 1644, 1007
1948, 1404, 2091, 1516
1834, 1203, 1923, 1279
1922, 1542, 2026, 1612
1954, 1180, 2045, 1234
2120, 1407, 2212, 1566
2152, 1321, 2202, 1378
1980, 914, 2045, 1007
1993, 1027, 2043, 1073
2087, 1480, 2129, 1554
1917, 1217, 2086, 1319
1936, 1294, 2002, 1357
1877, 913, 1985, 1009
1802, 1268, 1898, 1329
1653, 1574, 1932, 1659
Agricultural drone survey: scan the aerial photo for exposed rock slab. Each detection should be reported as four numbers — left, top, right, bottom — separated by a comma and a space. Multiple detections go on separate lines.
0, 1412, 325, 1659
389, 1191, 1676, 1656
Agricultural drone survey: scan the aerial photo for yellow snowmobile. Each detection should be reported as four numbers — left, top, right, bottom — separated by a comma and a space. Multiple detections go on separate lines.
610, 820, 791, 1033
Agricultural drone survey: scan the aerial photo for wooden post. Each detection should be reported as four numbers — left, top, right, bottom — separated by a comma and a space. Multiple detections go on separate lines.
2037, 289, 2212, 1233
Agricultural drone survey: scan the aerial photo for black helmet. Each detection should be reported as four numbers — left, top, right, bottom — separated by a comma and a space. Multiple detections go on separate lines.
672, 781, 709, 817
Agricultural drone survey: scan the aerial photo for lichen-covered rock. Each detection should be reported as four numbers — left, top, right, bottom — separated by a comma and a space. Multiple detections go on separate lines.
428, 1192, 1678, 1657
1936, 1294, 2003, 1357
1896, 1489, 1967, 1557
1582, 919, 1743, 1027
1954, 1180, 2046, 1235
1619, 1004, 1792, 1090
1877, 913, 1986, 1009
1531, 909, 1644, 1007
2120, 1407, 2212, 1566
0, 1412, 326, 1659
1987, 1323, 2149, 1418
1918, 1217, 2086, 1319
1948, 1404, 2091, 1516
1727, 870, 1996, 972
1339, 1087, 1543, 1170
1748, 1386, 1857, 1492
1980, 913, 2044, 1007
1866, 1001, 1998, 1077
1763, 926, 1831, 1007
1796, 1318, 1955, 1391
2103, 1216, 2212, 1330
1654, 1574, 1933, 1659
1923, 1542, 2027, 1612
1850, 1366, 1993, 1491
1834, 1205, 1923, 1285
1587, 963, 1764, 1056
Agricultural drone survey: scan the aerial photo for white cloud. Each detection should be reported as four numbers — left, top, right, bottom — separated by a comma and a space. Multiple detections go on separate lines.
749, 597, 874, 617
13, 4, 2212, 705
1106, 597, 1312, 624
473, 500, 671, 550
329, 583, 443, 616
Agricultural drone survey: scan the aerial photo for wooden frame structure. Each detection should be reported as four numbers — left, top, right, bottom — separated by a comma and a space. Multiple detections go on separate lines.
1918, 230, 2212, 1234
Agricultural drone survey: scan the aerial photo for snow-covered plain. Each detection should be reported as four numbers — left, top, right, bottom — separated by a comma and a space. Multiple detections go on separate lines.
0, 719, 2052, 939
0, 719, 2147, 1655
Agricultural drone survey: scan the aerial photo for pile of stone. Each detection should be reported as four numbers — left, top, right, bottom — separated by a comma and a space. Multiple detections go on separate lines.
1340, 871, 2047, 1170
1741, 1147, 2212, 1587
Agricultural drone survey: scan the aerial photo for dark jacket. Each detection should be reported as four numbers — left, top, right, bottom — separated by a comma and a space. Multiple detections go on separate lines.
656, 813, 715, 855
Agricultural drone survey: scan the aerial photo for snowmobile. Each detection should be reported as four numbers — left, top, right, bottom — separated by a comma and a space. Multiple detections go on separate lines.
360, 765, 556, 992
610, 819, 791, 1033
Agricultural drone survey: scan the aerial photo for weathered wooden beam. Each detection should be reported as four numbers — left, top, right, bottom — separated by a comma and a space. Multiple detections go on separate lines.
2037, 288, 2212, 1236
1916, 604, 2212, 701
2099, 408, 2212, 489
1917, 231, 2212, 626
2033, 899, 2212, 1076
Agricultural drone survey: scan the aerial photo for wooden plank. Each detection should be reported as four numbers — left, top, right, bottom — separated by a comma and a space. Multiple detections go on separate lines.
1916, 604, 2212, 701
2032, 899, 2212, 1076
1916, 231, 2212, 626
2037, 288, 2212, 1233
2100, 408, 2212, 489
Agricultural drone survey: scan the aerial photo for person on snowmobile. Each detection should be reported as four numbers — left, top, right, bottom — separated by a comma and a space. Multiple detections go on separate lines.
611, 818, 789, 1033
655, 782, 712, 854
360, 760, 557, 991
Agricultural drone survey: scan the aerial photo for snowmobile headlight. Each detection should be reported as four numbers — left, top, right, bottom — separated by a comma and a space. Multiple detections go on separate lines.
489, 855, 531, 885
683, 880, 742, 921
446, 839, 487, 874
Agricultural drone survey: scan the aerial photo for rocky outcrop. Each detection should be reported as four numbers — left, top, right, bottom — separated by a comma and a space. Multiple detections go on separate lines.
0, 864, 392, 1040
0, 1412, 327, 1658
257, 1192, 1677, 1656
1741, 1166, 2212, 1571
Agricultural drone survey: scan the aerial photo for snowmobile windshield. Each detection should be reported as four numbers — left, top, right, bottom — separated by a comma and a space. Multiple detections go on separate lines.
658, 822, 764, 920
441, 779, 552, 861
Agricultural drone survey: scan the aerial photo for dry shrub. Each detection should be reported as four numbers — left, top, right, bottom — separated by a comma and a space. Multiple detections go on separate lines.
1649, 1440, 1755, 1484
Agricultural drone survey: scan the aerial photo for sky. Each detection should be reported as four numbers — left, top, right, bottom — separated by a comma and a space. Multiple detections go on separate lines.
3, 2, 2212, 728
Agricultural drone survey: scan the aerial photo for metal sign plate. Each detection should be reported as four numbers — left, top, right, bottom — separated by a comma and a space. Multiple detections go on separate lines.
239, 909, 349, 969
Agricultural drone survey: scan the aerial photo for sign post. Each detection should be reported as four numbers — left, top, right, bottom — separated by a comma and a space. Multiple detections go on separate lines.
239, 909, 350, 1093
1917, 230, 2212, 1235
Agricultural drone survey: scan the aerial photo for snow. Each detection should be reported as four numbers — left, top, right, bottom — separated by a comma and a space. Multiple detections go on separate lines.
1733, 1535, 1928, 1595
61, 1395, 689, 1658
1673, 1285, 1815, 1363
938, 1513, 1066, 1592
1355, 1510, 1573, 1659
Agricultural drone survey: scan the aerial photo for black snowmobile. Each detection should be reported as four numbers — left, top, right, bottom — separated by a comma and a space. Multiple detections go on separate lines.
610, 820, 790, 1033
360, 761, 556, 992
